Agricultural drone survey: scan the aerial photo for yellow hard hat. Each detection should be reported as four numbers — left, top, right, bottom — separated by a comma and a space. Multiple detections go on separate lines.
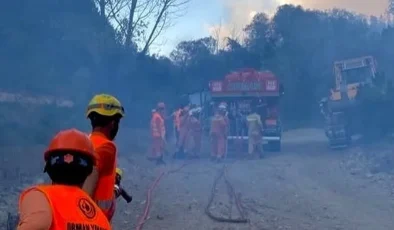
86, 94, 125, 118
116, 167, 123, 177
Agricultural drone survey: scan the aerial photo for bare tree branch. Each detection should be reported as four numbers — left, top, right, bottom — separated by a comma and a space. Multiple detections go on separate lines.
141, 0, 190, 54
132, 0, 156, 30
107, 0, 127, 34
94, 0, 190, 51
211, 19, 223, 53
97, 0, 107, 18
107, 0, 129, 19
141, 5, 166, 54
124, 0, 138, 47
148, 12, 169, 47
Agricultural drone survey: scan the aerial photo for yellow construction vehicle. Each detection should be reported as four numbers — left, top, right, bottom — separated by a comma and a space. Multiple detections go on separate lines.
320, 56, 392, 148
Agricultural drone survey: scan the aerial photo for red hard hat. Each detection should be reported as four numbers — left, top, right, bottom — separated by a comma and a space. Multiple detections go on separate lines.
44, 129, 96, 164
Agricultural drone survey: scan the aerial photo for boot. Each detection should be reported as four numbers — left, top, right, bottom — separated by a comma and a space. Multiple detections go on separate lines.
215, 156, 222, 163
173, 147, 185, 159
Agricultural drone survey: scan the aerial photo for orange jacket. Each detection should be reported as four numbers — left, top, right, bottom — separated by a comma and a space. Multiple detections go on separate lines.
210, 114, 227, 136
19, 185, 111, 230
151, 112, 165, 138
90, 132, 117, 220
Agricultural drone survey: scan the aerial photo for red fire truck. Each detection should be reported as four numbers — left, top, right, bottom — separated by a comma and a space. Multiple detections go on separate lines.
208, 68, 283, 153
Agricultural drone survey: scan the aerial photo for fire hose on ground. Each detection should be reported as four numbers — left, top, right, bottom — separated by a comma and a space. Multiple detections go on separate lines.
135, 163, 187, 230
205, 165, 249, 223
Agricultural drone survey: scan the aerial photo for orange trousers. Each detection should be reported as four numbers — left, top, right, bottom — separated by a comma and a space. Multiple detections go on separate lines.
248, 132, 262, 154
176, 128, 189, 150
187, 132, 201, 155
151, 136, 164, 158
174, 127, 180, 143
211, 134, 226, 158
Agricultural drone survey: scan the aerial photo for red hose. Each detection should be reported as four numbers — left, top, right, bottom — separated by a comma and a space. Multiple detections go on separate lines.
135, 163, 187, 230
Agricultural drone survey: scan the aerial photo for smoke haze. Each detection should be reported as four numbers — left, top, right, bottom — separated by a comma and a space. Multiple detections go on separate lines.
209, 0, 389, 43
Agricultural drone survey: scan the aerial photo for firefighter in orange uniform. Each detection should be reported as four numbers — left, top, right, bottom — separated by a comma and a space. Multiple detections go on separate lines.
174, 105, 190, 159
17, 129, 111, 230
210, 103, 228, 162
246, 106, 263, 156
187, 107, 202, 158
84, 94, 125, 222
172, 106, 182, 144
151, 102, 166, 165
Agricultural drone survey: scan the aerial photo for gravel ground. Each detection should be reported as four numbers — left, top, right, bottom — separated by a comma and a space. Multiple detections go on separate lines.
3, 128, 394, 230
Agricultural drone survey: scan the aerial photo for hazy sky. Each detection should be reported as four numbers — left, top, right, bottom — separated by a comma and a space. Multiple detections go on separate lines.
153, 0, 389, 55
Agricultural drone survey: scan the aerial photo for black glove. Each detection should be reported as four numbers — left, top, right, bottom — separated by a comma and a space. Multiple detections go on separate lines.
114, 184, 132, 203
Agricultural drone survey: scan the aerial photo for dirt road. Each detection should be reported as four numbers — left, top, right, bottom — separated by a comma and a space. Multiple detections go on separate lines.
2, 128, 394, 229
114, 128, 394, 230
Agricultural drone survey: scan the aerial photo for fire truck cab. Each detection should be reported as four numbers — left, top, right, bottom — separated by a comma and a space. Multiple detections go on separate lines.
208, 68, 283, 153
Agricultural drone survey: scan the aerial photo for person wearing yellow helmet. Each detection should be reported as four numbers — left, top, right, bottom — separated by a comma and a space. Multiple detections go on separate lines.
83, 94, 124, 222
86, 94, 125, 140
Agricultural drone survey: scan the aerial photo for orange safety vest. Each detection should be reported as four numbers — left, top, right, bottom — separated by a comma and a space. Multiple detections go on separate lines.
89, 132, 117, 218
20, 185, 111, 230
174, 109, 182, 130
151, 112, 165, 137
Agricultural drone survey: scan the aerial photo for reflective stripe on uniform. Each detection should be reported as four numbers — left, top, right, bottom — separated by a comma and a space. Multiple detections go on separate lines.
87, 103, 124, 113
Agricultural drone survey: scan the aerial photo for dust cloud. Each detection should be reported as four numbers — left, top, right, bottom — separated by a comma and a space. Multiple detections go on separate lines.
209, 0, 389, 44
208, 0, 280, 44
293, 0, 388, 16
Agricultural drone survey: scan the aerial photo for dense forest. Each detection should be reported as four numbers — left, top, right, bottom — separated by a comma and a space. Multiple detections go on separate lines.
1, 0, 394, 144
